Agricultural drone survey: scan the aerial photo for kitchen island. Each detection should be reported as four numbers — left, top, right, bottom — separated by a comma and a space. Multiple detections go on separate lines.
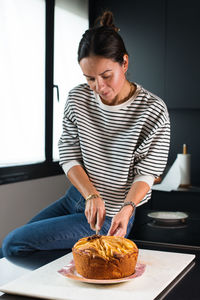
0, 240, 199, 300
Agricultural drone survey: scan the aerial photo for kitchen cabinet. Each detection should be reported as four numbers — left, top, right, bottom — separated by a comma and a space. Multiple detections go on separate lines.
129, 187, 200, 251
165, 0, 200, 108
151, 188, 200, 212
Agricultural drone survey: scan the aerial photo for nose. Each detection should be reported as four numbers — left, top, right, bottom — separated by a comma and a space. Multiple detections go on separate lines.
95, 78, 105, 93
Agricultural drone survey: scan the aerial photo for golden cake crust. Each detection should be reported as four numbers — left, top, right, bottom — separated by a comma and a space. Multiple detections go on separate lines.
72, 235, 138, 279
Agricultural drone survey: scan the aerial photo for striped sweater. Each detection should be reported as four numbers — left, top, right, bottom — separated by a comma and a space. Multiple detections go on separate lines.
58, 83, 170, 217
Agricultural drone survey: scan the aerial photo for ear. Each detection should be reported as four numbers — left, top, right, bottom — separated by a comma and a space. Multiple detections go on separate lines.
123, 54, 129, 73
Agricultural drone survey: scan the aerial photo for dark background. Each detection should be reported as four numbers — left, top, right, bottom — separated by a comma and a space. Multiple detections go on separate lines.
89, 0, 200, 186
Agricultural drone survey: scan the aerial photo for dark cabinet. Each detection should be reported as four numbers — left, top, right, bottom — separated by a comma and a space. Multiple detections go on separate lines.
165, 0, 200, 108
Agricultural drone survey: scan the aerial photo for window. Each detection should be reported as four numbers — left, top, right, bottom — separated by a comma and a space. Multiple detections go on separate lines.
0, 0, 88, 184
0, 0, 45, 167
53, 0, 88, 161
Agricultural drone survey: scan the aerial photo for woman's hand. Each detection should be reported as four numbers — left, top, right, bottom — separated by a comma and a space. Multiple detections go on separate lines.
108, 181, 150, 237
67, 165, 106, 231
107, 205, 134, 237
85, 197, 106, 232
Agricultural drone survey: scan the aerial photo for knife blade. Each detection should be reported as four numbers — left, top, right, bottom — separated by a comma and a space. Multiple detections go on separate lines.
95, 224, 99, 235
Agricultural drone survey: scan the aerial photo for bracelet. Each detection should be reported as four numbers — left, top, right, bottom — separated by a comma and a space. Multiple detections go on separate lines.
119, 201, 136, 212
85, 194, 100, 202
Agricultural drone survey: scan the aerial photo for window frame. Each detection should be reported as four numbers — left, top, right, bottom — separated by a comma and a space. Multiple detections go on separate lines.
0, 0, 63, 185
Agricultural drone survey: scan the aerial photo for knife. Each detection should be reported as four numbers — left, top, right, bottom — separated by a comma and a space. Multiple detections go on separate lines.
95, 224, 99, 235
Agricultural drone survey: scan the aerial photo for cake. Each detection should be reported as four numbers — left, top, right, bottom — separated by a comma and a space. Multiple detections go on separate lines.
72, 235, 138, 279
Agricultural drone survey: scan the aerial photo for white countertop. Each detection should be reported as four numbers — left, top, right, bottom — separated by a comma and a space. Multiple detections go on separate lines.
0, 249, 195, 300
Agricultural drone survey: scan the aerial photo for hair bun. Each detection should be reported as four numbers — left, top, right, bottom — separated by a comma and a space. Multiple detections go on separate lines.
99, 11, 119, 32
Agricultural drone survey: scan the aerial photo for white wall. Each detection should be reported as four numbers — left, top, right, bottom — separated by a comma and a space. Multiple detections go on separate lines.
0, 174, 70, 246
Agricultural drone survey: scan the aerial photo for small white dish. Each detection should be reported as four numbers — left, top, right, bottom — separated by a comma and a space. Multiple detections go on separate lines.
147, 211, 188, 224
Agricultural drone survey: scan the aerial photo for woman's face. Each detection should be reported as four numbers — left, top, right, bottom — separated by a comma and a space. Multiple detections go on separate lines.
79, 55, 129, 105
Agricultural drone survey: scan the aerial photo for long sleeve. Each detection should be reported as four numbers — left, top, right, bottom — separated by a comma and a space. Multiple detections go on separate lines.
131, 97, 170, 206
133, 121, 170, 178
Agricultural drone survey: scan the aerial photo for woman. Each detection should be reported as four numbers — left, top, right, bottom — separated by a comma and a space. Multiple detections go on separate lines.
2, 11, 170, 258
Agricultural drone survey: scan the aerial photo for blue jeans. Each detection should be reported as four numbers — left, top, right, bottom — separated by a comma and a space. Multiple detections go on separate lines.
2, 185, 135, 258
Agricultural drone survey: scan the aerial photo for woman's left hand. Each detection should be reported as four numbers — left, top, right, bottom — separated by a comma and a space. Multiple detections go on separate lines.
107, 205, 134, 237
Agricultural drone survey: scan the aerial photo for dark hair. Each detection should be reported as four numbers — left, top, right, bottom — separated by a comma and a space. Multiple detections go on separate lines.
78, 11, 128, 64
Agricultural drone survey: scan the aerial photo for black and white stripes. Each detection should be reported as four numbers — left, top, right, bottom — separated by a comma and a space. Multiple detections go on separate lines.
58, 83, 170, 217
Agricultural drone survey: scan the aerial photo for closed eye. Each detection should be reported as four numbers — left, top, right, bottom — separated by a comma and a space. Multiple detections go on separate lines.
87, 77, 95, 82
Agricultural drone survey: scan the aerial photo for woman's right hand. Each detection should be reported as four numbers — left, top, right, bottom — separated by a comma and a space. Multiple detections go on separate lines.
85, 197, 106, 232
67, 165, 106, 231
